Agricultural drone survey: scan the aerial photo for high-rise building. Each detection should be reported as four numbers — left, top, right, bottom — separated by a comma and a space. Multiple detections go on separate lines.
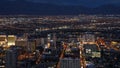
80, 33, 95, 44
7, 35, 16, 46
53, 33, 56, 47
5, 50, 17, 68
0, 35, 7, 46
83, 44, 100, 58
60, 58, 80, 68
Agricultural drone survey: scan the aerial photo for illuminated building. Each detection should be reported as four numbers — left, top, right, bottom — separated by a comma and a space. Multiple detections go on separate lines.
0, 35, 7, 46
83, 44, 100, 58
15, 39, 28, 47
7, 35, 16, 46
0, 35, 16, 47
80, 33, 95, 44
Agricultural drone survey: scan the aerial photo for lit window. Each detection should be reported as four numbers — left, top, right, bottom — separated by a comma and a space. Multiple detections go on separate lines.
86, 49, 91, 54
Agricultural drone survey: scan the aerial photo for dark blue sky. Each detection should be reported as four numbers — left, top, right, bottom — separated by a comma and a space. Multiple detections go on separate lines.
1, 0, 120, 14
26, 0, 120, 7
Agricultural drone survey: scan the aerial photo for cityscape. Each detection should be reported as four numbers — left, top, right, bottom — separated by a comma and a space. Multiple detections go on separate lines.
0, 15, 120, 68
0, 0, 120, 68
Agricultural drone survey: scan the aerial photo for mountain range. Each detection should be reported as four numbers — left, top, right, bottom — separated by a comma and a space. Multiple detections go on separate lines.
0, 0, 120, 15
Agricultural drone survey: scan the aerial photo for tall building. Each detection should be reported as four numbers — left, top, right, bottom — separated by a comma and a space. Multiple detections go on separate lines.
28, 40, 36, 52
80, 33, 95, 44
7, 35, 16, 46
0, 35, 7, 46
83, 44, 100, 58
35, 38, 47, 46
15, 39, 28, 47
60, 58, 80, 68
0, 35, 16, 47
53, 33, 56, 47
5, 50, 17, 68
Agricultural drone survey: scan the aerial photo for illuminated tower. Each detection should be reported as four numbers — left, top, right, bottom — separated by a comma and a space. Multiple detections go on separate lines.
53, 33, 56, 48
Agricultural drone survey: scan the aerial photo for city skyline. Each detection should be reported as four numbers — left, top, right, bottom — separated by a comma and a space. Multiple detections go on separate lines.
0, 0, 120, 68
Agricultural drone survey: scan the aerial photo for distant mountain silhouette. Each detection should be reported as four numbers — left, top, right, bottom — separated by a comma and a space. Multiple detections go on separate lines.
0, 0, 120, 15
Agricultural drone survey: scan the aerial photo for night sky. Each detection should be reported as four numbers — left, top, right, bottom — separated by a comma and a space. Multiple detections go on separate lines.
7, 0, 120, 7
1, 0, 120, 15
27, 0, 120, 7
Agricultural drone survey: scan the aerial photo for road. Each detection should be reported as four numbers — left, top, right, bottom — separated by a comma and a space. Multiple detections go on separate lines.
97, 38, 119, 51
56, 44, 66, 68
80, 42, 86, 68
